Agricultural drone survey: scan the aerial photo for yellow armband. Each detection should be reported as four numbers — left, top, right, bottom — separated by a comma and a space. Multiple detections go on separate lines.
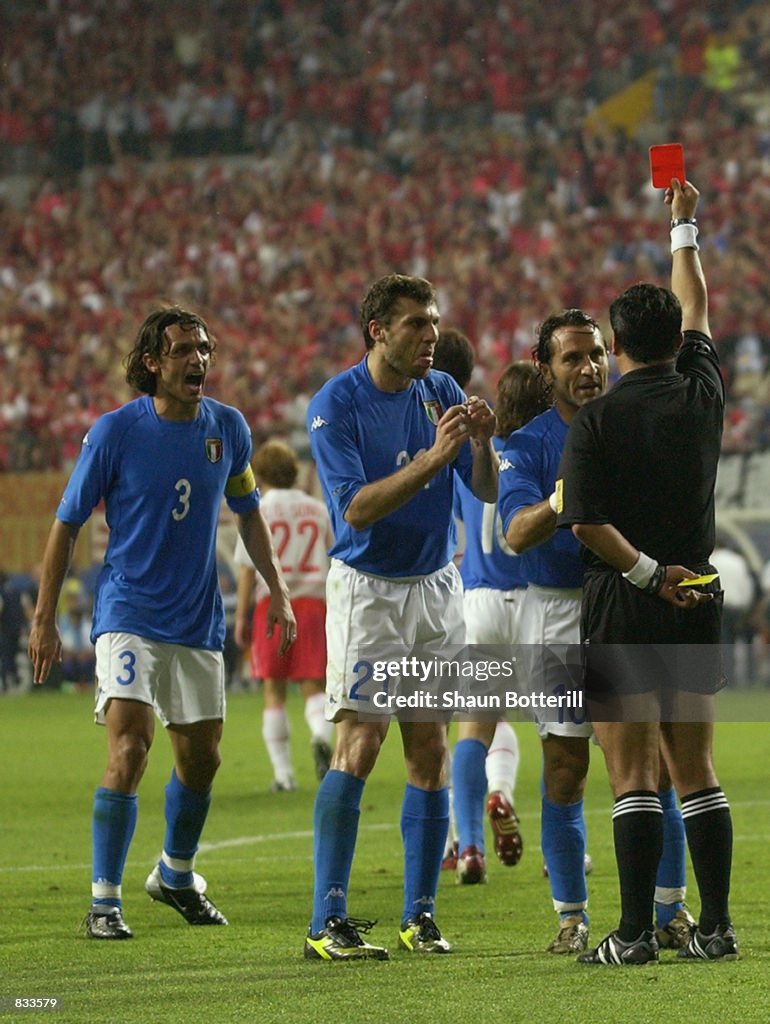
225, 465, 256, 498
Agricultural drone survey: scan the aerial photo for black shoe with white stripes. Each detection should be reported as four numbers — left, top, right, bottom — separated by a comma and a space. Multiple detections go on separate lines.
578, 929, 659, 965
678, 924, 739, 961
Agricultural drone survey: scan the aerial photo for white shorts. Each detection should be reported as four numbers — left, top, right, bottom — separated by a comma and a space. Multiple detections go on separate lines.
463, 587, 526, 646
324, 559, 465, 721
518, 585, 592, 739
94, 633, 226, 728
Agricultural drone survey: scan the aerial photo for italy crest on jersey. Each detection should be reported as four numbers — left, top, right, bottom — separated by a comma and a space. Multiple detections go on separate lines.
423, 399, 443, 426
205, 437, 223, 463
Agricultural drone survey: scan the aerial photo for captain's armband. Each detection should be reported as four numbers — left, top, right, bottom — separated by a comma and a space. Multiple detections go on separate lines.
225, 465, 256, 498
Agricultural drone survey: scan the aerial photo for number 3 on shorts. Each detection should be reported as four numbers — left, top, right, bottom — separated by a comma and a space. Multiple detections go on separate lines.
116, 649, 137, 686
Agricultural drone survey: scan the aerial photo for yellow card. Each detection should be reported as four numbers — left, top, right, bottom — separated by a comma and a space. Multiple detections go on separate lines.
676, 573, 720, 588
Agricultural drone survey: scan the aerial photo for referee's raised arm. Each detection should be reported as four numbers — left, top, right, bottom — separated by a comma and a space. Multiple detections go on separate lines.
666, 178, 710, 336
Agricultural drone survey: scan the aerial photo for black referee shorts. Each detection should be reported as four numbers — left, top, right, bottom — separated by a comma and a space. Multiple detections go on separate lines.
581, 568, 724, 708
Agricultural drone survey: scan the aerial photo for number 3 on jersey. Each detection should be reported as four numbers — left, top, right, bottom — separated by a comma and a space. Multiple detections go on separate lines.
172, 478, 191, 521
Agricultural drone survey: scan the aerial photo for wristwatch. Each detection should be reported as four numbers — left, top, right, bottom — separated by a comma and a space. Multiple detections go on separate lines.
671, 217, 697, 227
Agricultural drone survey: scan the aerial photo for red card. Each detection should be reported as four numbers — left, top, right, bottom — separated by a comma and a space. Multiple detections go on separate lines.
649, 144, 685, 188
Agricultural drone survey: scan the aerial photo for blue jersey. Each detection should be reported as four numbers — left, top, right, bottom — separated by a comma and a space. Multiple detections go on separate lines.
307, 358, 473, 577
497, 406, 583, 589
57, 395, 259, 649
456, 436, 527, 591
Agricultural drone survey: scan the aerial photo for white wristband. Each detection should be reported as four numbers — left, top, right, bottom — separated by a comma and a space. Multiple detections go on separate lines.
670, 223, 699, 253
548, 492, 558, 513
622, 551, 658, 588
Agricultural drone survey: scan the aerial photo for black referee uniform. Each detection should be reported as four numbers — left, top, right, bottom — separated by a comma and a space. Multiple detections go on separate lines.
556, 328, 725, 710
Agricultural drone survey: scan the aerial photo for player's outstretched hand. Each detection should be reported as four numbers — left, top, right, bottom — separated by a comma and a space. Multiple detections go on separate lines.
656, 565, 713, 608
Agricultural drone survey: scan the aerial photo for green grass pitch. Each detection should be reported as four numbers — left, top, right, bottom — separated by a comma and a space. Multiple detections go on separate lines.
0, 688, 768, 1024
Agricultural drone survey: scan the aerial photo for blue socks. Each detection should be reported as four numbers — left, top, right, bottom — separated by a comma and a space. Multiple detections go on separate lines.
91, 787, 138, 908
452, 739, 488, 851
655, 786, 686, 929
158, 770, 211, 888
92, 772, 213, 905
541, 796, 588, 916
310, 774, 449, 932
401, 783, 449, 926
311, 770, 365, 933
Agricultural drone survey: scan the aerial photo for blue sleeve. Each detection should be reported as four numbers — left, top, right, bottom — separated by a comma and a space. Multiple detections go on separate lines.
224, 408, 260, 514
308, 387, 367, 519
56, 417, 116, 526
498, 432, 547, 534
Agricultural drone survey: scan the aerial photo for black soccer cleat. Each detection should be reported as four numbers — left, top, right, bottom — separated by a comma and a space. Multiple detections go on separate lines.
578, 929, 659, 965
304, 915, 389, 960
145, 865, 228, 925
398, 913, 452, 953
83, 906, 133, 940
677, 924, 739, 961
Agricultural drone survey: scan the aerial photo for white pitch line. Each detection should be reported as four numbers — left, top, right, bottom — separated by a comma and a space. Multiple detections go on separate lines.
1, 803, 768, 875
198, 821, 394, 852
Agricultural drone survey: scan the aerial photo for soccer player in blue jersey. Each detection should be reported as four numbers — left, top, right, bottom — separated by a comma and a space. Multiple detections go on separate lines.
440, 353, 546, 884
499, 310, 694, 955
28, 307, 295, 939
303, 274, 498, 961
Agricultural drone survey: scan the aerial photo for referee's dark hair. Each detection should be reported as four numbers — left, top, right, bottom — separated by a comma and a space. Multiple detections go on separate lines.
609, 283, 682, 364
533, 308, 601, 365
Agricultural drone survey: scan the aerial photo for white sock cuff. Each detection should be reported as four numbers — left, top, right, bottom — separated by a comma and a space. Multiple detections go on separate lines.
92, 880, 122, 900
161, 851, 195, 873
654, 885, 686, 904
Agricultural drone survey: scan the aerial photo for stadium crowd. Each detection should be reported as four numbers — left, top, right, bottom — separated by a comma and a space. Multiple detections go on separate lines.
0, 0, 769, 473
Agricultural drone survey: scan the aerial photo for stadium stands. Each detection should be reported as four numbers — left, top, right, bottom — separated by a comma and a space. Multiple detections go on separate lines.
0, 0, 768, 471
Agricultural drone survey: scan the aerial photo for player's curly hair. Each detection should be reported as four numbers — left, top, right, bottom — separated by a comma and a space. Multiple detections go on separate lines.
360, 274, 436, 349
123, 306, 217, 395
495, 361, 549, 438
609, 283, 682, 363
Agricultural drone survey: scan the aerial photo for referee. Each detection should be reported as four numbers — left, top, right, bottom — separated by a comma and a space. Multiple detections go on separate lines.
556, 178, 737, 965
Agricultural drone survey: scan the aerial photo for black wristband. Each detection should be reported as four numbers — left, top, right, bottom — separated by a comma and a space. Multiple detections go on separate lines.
643, 564, 667, 595
671, 217, 697, 228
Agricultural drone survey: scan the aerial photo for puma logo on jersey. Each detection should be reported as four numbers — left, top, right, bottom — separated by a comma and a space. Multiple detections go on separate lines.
310, 415, 328, 431
499, 457, 514, 472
